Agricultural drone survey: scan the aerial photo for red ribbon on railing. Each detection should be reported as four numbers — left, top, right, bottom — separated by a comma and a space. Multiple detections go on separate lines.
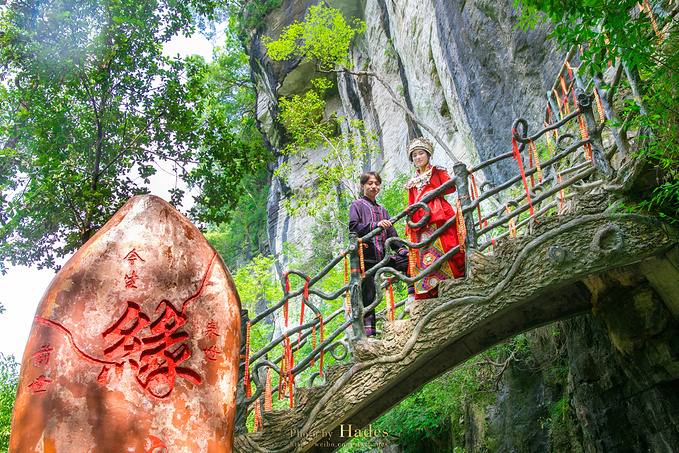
387, 277, 395, 322
244, 321, 252, 398
406, 207, 417, 276
565, 59, 575, 83
511, 130, 535, 216
311, 314, 319, 366
278, 358, 285, 401
552, 87, 564, 119
299, 277, 310, 327
602, 35, 613, 66
528, 141, 535, 188
456, 198, 466, 252
529, 139, 542, 184
265, 367, 272, 411
643, 0, 661, 38
343, 252, 350, 314
358, 238, 366, 277
253, 399, 262, 432
560, 75, 571, 115
577, 111, 594, 164
297, 278, 310, 352
282, 334, 294, 408
544, 123, 556, 156
547, 103, 555, 125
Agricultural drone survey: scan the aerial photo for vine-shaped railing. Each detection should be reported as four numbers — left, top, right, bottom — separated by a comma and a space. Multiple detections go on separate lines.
235, 46, 642, 433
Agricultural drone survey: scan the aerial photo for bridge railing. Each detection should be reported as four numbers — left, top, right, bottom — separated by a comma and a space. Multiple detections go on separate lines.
235, 48, 639, 432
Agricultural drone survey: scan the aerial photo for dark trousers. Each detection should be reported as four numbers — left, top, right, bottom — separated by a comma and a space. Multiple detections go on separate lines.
362, 254, 409, 336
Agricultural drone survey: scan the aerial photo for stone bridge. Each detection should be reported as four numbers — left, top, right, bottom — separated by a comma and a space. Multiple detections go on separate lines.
233, 54, 679, 453
234, 194, 677, 453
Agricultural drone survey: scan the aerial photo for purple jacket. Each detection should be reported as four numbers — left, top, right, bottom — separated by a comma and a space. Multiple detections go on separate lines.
349, 196, 407, 263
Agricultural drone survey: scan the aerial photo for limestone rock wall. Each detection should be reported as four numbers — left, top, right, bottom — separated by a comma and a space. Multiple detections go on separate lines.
246, 0, 561, 256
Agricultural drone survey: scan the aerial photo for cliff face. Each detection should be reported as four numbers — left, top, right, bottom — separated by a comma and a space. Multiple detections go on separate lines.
246, 0, 561, 256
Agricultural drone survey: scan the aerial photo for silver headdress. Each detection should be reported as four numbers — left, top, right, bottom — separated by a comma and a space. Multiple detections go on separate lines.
407, 137, 434, 161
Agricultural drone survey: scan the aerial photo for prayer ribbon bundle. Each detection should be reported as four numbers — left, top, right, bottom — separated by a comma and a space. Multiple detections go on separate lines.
244, 321, 252, 398
343, 252, 350, 313
456, 198, 467, 251
358, 238, 366, 277
265, 368, 272, 411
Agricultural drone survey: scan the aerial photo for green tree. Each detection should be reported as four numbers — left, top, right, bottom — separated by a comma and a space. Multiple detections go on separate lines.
262, 8, 375, 229
199, 24, 272, 270
185, 26, 271, 229
0, 0, 268, 273
263, 2, 365, 70
0, 353, 18, 452
205, 168, 271, 270
514, 0, 679, 221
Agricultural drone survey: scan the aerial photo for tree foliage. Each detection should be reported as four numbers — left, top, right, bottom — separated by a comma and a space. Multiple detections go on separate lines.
205, 168, 270, 270
275, 81, 378, 237
514, 0, 679, 221
263, 3, 365, 70
185, 28, 271, 227
0, 0, 268, 273
263, 7, 373, 225
0, 353, 19, 452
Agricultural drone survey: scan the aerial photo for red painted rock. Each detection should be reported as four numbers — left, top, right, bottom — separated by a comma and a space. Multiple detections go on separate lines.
9, 195, 241, 453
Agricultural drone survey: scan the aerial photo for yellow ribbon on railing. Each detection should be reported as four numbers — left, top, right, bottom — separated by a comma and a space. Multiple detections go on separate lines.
358, 238, 367, 278
456, 198, 467, 251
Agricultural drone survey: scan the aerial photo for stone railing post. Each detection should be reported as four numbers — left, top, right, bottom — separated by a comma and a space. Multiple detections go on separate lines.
234, 309, 250, 433
577, 89, 614, 178
453, 162, 478, 249
347, 233, 366, 343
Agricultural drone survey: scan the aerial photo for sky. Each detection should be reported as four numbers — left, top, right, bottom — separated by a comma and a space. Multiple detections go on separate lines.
0, 32, 215, 362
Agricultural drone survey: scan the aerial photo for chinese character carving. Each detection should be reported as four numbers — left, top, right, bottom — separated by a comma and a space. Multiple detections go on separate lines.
135, 300, 201, 398
100, 299, 202, 399
204, 319, 220, 340
102, 301, 151, 359
31, 343, 53, 367
33, 252, 219, 400
124, 270, 139, 289
203, 346, 221, 362
123, 248, 145, 266
28, 375, 53, 394
145, 435, 168, 453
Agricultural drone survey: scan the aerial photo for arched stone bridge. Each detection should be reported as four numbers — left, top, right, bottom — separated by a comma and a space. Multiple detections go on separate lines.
233, 51, 679, 453
234, 192, 677, 452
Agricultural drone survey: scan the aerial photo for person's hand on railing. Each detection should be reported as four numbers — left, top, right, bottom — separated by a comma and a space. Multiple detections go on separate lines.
376, 219, 392, 230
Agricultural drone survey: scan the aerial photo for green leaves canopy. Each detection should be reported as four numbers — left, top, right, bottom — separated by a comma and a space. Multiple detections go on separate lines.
0, 0, 268, 272
514, 0, 679, 220
263, 3, 365, 70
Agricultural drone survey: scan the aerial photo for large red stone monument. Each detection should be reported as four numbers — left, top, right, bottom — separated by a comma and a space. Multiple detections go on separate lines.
9, 195, 241, 452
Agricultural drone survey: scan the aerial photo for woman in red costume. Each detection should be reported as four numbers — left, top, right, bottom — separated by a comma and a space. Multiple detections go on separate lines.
406, 137, 465, 300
